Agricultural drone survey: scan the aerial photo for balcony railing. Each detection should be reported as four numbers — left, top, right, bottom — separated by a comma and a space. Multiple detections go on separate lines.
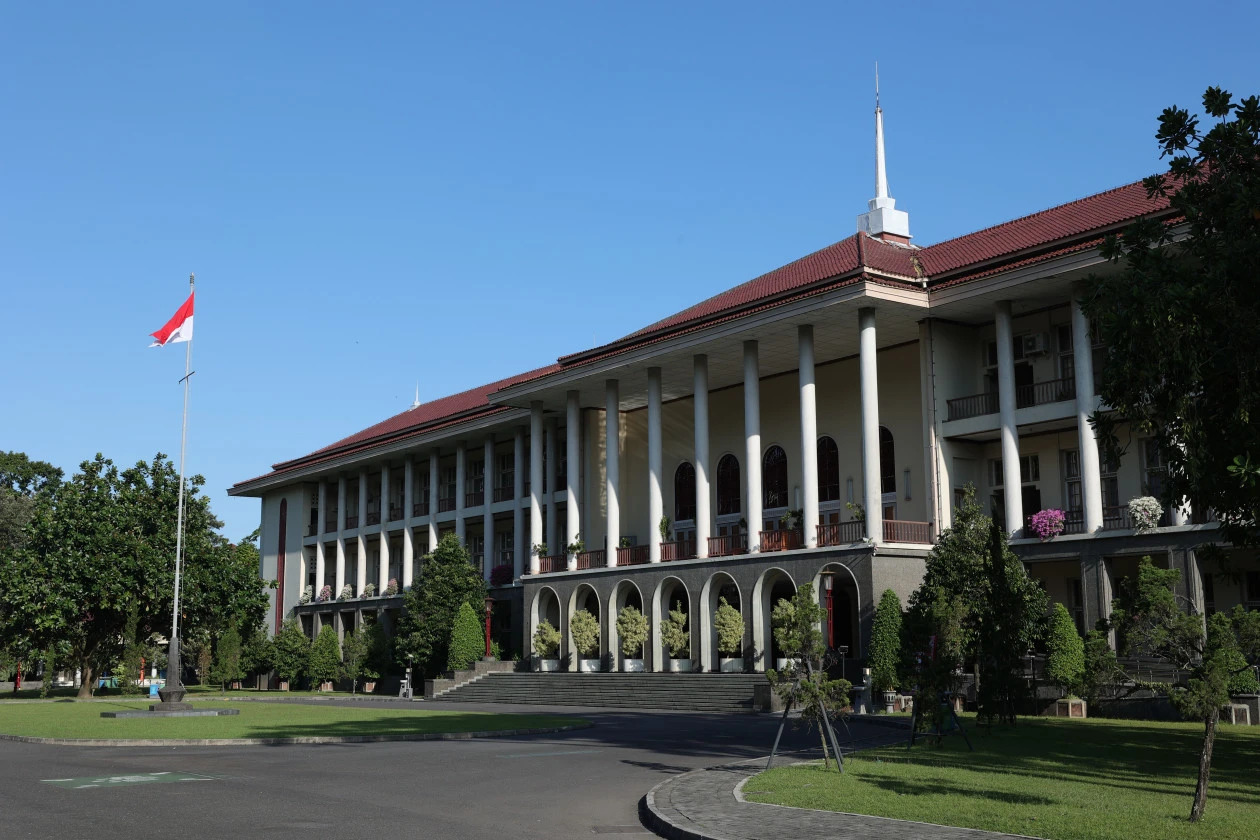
1101, 506, 1131, 531
883, 520, 932, 543
660, 539, 696, 562
388, 505, 402, 522
617, 545, 649, 566
325, 518, 337, 533
538, 554, 567, 574
306, 523, 318, 537
817, 520, 865, 546
345, 515, 359, 529
576, 550, 604, 570
365, 511, 381, 526
437, 497, 456, 513
760, 530, 803, 553
947, 377, 1076, 421
1061, 510, 1087, 535
493, 486, 515, 503
708, 534, 748, 557
465, 491, 483, 508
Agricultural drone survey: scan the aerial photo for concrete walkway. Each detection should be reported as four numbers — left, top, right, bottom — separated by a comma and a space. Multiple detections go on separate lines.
641, 753, 1035, 840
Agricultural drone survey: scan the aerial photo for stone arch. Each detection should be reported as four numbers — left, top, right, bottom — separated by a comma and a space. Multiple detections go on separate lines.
812, 562, 863, 659
607, 579, 647, 670
529, 586, 562, 666
699, 571, 744, 672
751, 567, 796, 672
567, 583, 602, 669
651, 576, 691, 672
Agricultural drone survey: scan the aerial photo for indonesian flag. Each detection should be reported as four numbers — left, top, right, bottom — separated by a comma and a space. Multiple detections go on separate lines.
150, 292, 194, 346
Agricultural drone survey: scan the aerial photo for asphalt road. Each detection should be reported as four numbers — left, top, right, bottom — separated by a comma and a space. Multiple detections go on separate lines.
1, 698, 894, 839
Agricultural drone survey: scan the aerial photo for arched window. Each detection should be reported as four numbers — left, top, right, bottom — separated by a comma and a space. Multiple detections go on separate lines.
879, 426, 896, 495
762, 445, 788, 509
674, 462, 696, 522
817, 436, 840, 502
717, 454, 741, 516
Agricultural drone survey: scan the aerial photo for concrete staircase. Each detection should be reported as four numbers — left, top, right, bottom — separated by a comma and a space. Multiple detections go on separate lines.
431, 671, 765, 713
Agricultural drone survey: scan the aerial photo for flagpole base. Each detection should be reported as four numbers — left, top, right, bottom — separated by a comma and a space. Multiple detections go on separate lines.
153, 683, 192, 711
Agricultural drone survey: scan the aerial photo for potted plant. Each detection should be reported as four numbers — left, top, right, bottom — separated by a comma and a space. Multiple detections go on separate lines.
361, 582, 376, 599
384, 577, 400, 597
1129, 496, 1164, 532
299, 585, 313, 605
533, 620, 561, 672
532, 542, 548, 559
869, 589, 903, 712
659, 517, 672, 544
566, 535, 585, 556
318, 584, 332, 603
713, 597, 744, 672
570, 610, 601, 672
1044, 602, 1086, 717
660, 601, 691, 672
617, 605, 648, 672
338, 584, 353, 601
1028, 508, 1066, 541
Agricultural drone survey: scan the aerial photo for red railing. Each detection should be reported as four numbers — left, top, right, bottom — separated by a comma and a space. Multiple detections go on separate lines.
617, 545, 649, 566
882, 520, 932, 543
437, 497, 456, 513
707, 534, 748, 557
345, 515, 359, 529
817, 521, 865, 546
660, 540, 696, 562
576, 550, 604, 570
493, 486, 515, 503
760, 530, 803, 552
537, 554, 567, 574
365, 512, 381, 526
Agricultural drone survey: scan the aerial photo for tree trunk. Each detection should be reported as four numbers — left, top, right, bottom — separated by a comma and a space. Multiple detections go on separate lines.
819, 726, 831, 770
76, 661, 95, 699
1190, 708, 1218, 822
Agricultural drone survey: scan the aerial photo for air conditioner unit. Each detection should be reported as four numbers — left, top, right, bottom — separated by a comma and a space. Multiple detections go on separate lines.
1022, 333, 1050, 356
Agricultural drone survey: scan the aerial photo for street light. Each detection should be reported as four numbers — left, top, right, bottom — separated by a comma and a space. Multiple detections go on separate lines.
820, 573, 834, 653
484, 595, 495, 661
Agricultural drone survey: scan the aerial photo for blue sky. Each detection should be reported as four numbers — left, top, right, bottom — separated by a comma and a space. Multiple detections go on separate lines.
3, 2, 1256, 541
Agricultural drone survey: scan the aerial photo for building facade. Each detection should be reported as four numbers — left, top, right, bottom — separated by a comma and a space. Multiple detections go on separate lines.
229, 109, 1257, 670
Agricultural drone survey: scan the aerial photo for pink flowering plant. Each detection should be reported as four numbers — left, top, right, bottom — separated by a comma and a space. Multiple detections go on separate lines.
1028, 508, 1066, 541
318, 584, 333, 602
384, 578, 400, 597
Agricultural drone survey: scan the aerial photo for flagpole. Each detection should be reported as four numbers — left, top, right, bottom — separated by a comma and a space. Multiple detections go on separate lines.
158, 272, 195, 709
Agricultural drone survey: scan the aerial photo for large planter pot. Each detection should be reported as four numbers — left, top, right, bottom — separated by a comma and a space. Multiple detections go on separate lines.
774, 657, 798, 672
537, 658, 561, 672
883, 690, 897, 714
229, 680, 242, 690
578, 659, 601, 673
668, 658, 693, 673
278, 679, 290, 692
318, 681, 333, 692
1042, 698, 1087, 718
719, 657, 744, 673
362, 681, 377, 694
622, 658, 645, 672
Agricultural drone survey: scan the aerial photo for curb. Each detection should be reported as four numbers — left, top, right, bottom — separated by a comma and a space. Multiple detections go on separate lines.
0, 721, 592, 748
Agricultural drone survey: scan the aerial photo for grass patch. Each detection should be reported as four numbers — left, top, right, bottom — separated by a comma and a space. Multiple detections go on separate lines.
0, 700, 586, 741
0, 685, 375, 701
746, 715, 1260, 840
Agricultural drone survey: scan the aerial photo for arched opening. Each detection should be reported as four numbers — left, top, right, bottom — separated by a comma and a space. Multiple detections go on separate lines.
750, 568, 796, 672
699, 572, 744, 672
814, 564, 862, 669
762, 445, 788, 510
674, 462, 696, 523
530, 587, 562, 669
817, 436, 840, 503
652, 577, 691, 672
607, 580, 646, 670
567, 584, 602, 670
716, 454, 741, 515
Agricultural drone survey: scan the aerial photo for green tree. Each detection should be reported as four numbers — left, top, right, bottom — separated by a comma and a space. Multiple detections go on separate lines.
713, 597, 744, 658
659, 602, 689, 660
446, 601, 485, 672
1082, 87, 1260, 546
308, 625, 343, 687
360, 619, 389, 680
616, 605, 649, 659
341, 627, 371, 693
393, 534, 486, 677
976, 523, 1048, 724
210, 624, 242, 690
1080, 628, 1121, 708
868, 589, 903, 694
239, 622, 274, 680
0, 451, 61, 555
1044, 603, 1085, 698
183, 530, 273, 653
273, 618, 310, 688
117, 603, 145, 696
570, 610, 600, 660
1110, 557, 1260, 821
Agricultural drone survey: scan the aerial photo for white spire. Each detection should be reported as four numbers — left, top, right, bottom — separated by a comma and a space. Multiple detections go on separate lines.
857, 63, 910, 242
412, 382, 421, 408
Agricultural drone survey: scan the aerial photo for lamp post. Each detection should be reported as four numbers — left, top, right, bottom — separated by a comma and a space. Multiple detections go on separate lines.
821, 573, 834, 651
483, 595, 495, 661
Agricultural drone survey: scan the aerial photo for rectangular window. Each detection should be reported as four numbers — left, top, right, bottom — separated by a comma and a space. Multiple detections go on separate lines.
441, 466, 456, 502
1142, 439, 1165, 498
1057, 324, 1075, 382
991, 455, 1040, 486
469, 459, 485, 495
1203, 572, 1216, 616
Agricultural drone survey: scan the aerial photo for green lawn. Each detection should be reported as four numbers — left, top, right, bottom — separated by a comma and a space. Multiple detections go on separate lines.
0, 700, 587, 741
745, 716, 1260, 840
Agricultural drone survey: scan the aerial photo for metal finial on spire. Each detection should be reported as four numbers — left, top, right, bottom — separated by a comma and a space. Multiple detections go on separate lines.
856, 64, 911, 242
412, 382, 421, 408
875, 61, 880, 111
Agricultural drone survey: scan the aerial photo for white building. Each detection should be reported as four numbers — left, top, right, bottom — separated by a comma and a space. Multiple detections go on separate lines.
229, 102, 1257, 671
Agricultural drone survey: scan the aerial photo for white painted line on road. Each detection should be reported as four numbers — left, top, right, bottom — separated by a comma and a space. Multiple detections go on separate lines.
42, 778, 72, 782
500, 749, 602, 758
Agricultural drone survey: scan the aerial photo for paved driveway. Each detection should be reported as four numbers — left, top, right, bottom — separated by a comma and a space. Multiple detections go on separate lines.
1, 698, 888, 839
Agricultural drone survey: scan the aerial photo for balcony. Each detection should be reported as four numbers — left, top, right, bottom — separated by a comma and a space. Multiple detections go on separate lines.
325, 518, 337, 534
617, 545, 649, 566
708, 534, 748, 557
760, 530, 803, 553
465, 491, 483, 508
493, 486, 515, 503
1061, 510, 1087, 535
365, 512, 381, 526
437, 497, 456, 513
345, 515, 359, 529
538, 554, 567, 574
306, 523, 318, 537
883, 520, 932, 544
817, 521, 865, 546
660, 540, 696, 562
388, 505, 402, 522
576, 550, 605, 570
947, 377, 1077, 421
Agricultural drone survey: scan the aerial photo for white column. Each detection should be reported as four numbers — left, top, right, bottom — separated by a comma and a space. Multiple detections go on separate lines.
356, 470, 368, 595
483, 435, 495, 581
513, 427, 525, 579
744, 341, 762, 552
529, 402, 544, 573
605, 379, 620, 566
427, 451, 439, 551
918, 320, 943, 538
648, 366, 663, 563
995, 301, 1024, 537
1072, 294, 1104, 532
799, 326, 819, 548
455, 442, 467, 543
378, 465, 390, 593
859, 309, 884, 545
402, 459, 415, 588
335, 476, 347, 596
315, 481, 327, 590
545, 416, 558, 556
566, 390, 581, 570
694, 355, 711, 559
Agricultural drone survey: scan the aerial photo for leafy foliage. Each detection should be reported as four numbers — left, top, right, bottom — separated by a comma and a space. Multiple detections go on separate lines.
210, 624, 242, 689
976, 523, 1048, 724
393, 534, 486, 678
239, 623, 274, 677
868, 590, 902, 693
1044, 603, 1085, 697
569, 610, 600, 659
307, 625, 343, 685
532, 620, 560, 659
660, 601, 690, 659
713, 597, 744, 656
446, 601, 485, 672
771, 583, 825, 663
341, 627, 372, 691
272, 618, 310, 685
616, 605, 648, 658
1080, 628, 1121, 708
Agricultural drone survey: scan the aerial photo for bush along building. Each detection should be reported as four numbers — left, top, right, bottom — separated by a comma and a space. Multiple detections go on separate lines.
229, 100, 1257, 682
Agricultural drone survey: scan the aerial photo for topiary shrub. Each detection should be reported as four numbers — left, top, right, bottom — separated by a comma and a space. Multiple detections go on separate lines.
533, 620, 561, 659
210, 624, 243, 690
1044, 602, 1085, 697
570, 610, 600, 659
714, 597, 744, 656
446, 601, 486, 672
273, 618, 310, 687
660, 602, 690, 659
868, 589, 902, 693
308, 625, 343, 686
617, 605, 649, 659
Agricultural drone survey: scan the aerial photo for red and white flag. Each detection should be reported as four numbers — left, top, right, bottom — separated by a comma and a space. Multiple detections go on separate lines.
149, 292, 195, 346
